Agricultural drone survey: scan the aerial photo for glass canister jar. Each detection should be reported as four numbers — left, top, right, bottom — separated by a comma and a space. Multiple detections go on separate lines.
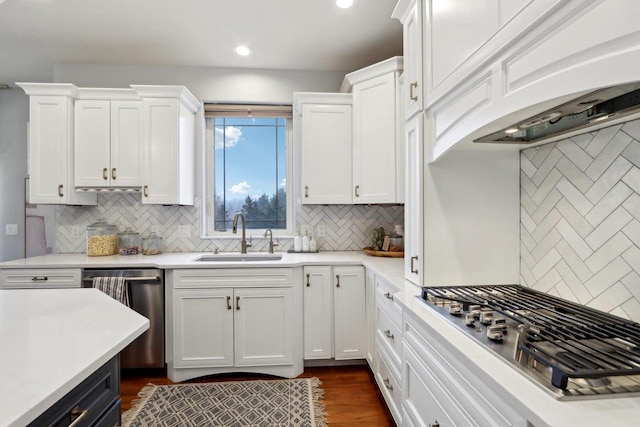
142, 232, 163, 255
117, 227, 140, 255
86, 219, 118, 256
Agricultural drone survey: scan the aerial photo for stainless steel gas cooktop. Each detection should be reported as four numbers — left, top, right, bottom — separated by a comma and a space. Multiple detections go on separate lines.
420, 285, 640, 400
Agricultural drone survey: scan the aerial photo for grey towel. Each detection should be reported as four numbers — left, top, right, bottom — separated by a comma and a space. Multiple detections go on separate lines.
93, 276, 130, 307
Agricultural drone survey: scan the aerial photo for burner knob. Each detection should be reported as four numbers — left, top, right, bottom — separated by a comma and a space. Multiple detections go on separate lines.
465, 312, 476, 327
468, 305, 482, 319
449, 302, 462, 316
487, 324, 504, 341
480, 310, 494, 325
492, 317, 507, 333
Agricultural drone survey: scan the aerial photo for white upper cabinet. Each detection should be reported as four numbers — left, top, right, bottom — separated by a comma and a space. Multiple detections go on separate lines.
134, 86, 200, 205
16, 83, 96, 205
296, 93, 353, 205
350, 63, 404, 204
74, 95, 143, 189
395, 0, 423, 120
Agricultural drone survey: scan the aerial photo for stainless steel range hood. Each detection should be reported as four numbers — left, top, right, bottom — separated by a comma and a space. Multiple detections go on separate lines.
474, 82, 640, 145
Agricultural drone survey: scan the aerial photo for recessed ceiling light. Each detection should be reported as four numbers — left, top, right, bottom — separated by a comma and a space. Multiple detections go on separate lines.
235, 45, 251, 56
336, 0, 354, 9
504, 128, 519, 135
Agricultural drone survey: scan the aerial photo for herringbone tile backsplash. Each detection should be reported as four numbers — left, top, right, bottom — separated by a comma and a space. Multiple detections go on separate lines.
521, 119, 640, 322
56, 196, 403, 254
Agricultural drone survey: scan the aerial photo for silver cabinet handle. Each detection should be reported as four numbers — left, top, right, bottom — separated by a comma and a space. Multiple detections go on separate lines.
383, 378, 393, 390
306, 273, 310, 287
384, 329, 394, 340
336, 274, 340, 288
355, 185, 360, 197
226, 296, 232, 310
58, 184, 64, 197
31, 276, 48, 281
236, 296, 240, 310
305, 186, 309, 198
410, 81, 418, 101
143, 185, 149, 197
103, 167, 108, 180
410, 256, 419, 274
69, 405, 89, 427
429, 422, 440, 427
384, 292, 393, 301
112, 168, 116, 180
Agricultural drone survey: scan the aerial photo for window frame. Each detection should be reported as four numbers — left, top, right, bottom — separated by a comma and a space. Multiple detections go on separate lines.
203, 116, 294, 238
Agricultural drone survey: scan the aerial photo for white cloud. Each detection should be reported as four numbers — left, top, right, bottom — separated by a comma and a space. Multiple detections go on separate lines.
280, 178, 286, 187
230, 181, 251, 194
214, 126, 242, 149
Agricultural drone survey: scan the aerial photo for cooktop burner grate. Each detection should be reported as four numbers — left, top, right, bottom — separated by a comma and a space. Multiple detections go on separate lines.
422, 285, 640, 389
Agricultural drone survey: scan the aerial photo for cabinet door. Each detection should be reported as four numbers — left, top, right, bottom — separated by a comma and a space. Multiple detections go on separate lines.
303, 266, 333, 359
403, 0, 423, 120
333, 266, 366, 360
300, 103, 352, 204
110, 100, 143, 187
234, 287, 294, 366
404, 114, 424, 285
352, 72, 399, 204
75, 100, 111, 187
365, 269, 376, 367
142, 98, 179, 204
173, 288, 234, 368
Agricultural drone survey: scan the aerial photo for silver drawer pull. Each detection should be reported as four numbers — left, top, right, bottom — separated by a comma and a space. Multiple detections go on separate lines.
383, 378, 393, 391
384, 329, 394, 340
429, 422, 440, 427
384, 292, 393, 300
69, 405, 89, 427
31, 276, 48, 281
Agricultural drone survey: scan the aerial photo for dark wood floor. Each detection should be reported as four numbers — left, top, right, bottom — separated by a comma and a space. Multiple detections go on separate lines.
120, 365, 395, 426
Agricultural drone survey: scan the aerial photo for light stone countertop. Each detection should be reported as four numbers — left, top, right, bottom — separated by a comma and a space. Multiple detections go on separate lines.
0, 288, 149, 427
4, 251, 640, 426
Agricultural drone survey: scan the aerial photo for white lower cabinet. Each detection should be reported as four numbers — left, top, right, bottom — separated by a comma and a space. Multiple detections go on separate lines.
402, 310, 527, 427
303, 265, 366, 360
168, 268, 302, 382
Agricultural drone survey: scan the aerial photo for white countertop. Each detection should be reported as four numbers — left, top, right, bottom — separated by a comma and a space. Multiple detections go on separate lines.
0, 288, 149, 427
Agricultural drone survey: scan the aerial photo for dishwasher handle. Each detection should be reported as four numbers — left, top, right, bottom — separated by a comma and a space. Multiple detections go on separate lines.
83, 275, 161, 283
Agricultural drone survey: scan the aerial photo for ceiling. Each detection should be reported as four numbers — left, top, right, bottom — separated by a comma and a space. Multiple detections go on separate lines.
0, 0, 403, 83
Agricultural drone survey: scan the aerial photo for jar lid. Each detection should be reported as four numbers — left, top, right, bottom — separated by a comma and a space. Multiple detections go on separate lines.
117, 227, 139, 237
86, 218, 116, 231
143, 232, 162, 241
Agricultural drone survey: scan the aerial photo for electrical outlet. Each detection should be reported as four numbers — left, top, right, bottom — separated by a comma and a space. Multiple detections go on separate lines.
317, 224, 326, 237
300, 224, 310, 236
71, 226, 80, 238
5, 224, 18, 235
178, 225, 191, 237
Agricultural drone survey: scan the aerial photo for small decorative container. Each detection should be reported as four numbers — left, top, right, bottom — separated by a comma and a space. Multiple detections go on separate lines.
142, 232, 163, 255
117, 227, 140, 255
86, 219, 118, 256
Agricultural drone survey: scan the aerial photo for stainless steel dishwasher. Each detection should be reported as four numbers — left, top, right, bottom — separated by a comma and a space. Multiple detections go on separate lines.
82, 268, 165, 369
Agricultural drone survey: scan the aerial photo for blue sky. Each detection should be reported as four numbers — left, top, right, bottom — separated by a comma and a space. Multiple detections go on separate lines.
214, 118, 286, 203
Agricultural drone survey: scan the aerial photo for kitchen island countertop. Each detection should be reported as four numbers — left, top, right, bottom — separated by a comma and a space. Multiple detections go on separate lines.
0, 288, 149, 427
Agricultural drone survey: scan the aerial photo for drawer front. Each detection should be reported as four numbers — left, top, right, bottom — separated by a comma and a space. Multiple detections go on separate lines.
375, 275, 402, 318
375, 345, 402, 425
30, 356, 120, 427
375, 299, 402, 367
173, 268, 293, 288
1, 268, 81, 289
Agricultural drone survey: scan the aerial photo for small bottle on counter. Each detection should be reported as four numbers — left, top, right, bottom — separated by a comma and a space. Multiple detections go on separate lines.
309, 236, 317, 252
302, 230, 310, 252
294, 229, 302, 252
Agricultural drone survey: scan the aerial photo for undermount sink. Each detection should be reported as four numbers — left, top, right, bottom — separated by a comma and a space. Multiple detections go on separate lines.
194, 253, 283, 262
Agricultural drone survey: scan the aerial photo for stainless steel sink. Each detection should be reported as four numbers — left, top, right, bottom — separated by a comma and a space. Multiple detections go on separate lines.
194, 253, 283, 262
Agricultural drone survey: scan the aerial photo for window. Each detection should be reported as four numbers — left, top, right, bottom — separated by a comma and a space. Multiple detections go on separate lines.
204, 104, 293, 237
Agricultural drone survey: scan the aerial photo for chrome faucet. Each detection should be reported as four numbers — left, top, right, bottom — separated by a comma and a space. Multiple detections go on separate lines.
232, 212, 252, 254
264, 228, 279, 254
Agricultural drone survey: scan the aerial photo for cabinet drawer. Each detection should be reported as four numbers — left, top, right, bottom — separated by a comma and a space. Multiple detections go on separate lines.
173, 268, 293, 288
29, 356, 120, 427
1, 268, 81, 289
375, 345, 402, 425
375, 275, 402, 318
375, 298, 402, 368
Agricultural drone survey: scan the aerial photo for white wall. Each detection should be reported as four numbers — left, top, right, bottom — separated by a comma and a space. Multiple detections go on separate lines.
424, 148, 521, 285
0, 88, 28, 261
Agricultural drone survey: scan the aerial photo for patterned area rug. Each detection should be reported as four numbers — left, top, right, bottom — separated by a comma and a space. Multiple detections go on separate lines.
122, 378, 327, 427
